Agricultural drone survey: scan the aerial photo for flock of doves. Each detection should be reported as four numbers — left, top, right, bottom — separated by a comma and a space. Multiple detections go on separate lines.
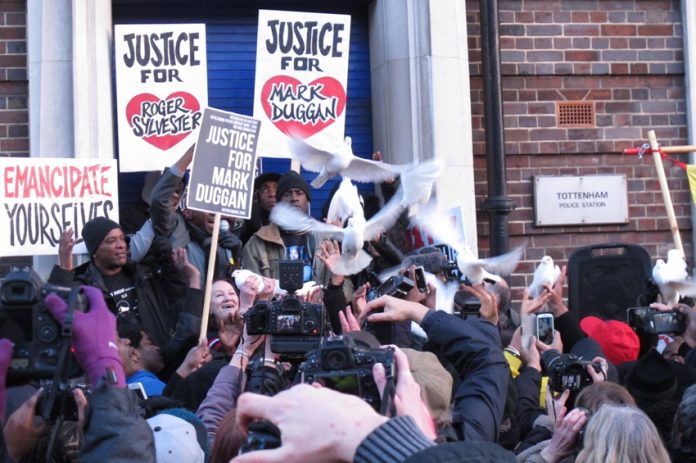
234, 134, 696, 312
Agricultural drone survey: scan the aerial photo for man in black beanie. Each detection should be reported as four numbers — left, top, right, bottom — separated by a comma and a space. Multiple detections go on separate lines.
240, 171, 313, 280
240, 171, 351, 301
48, 216, 192, 349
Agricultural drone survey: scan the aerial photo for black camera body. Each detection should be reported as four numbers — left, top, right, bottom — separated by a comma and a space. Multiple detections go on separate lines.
362, 276, 414, 345
627, 307, 686, 335
36, 382, 83, 422
239, 420, 281, 455
245, 296, 326, 356
366, 275, 414, 302
454, 292, 482, 320
298, 336, 395, 412
543, 351, 601, 393
0, 269, 86, 385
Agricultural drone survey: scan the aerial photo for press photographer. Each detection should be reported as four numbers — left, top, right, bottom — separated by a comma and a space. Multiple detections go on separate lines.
0, 283, 154, 461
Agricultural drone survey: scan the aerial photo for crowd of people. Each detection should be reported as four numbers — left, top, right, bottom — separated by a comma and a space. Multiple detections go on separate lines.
2, 146, 696, 463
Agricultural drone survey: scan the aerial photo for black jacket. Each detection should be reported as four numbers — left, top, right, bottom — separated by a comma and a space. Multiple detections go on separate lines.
47, 261, 188, 349
81, 384, 155, 462
421, 310, 510, 443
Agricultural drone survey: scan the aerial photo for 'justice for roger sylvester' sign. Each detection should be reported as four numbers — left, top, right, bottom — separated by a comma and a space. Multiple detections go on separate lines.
533, 175, 628, 226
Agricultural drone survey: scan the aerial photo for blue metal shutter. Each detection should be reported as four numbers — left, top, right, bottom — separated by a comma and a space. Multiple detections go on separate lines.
113, 2, 373, 219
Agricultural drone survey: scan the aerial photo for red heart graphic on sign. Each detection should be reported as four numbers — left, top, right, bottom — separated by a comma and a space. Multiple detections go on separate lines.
260, 76, 346, 139
126, 91, 200, 151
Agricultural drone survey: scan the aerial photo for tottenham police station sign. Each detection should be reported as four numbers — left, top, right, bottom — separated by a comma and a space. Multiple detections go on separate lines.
534, 175, 628, 226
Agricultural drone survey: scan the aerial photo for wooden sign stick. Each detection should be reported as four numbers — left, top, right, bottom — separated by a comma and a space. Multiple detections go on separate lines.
648, 130, 684, 254
199, 212, 222, 344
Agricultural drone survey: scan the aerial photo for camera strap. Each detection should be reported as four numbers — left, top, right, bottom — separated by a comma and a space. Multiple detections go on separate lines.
43, 287, 82, 462
378, 375, 397, 417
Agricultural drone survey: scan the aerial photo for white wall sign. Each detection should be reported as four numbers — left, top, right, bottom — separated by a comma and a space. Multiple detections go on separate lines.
114, 23, 208, 172
0, 158, 119, 256
252, 10, 351, 158
534, 175, 628, 226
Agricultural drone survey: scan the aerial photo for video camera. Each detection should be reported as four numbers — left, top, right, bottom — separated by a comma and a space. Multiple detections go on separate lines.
542, 350, 602, 393
627, 306, 686, 335
0, 269, 87, 385
244, 261, 328, 357
298, 336, 395, 413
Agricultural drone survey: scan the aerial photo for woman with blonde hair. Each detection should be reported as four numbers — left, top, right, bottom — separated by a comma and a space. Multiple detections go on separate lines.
575, 404, 670, 463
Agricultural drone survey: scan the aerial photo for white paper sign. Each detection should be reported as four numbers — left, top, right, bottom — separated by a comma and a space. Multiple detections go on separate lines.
253, 10, 351, 158
115, 23, 208, 172
0, 158, 119, 256
534, 175, 629, 226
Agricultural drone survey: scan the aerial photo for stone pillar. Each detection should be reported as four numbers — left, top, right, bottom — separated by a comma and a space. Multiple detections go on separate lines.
72, 0, 115, 159
369, 0, 478, 250
27, 0, 114, 277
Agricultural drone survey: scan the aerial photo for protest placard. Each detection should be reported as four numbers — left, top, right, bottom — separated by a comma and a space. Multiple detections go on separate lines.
252, 10, 351, 158
115, 23, 208, 172
187, 108, 261, 219
0, 158, 119, 256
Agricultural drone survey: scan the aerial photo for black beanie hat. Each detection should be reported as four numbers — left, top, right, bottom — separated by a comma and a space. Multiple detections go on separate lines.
82, 217, 121, 256
276, 171, 311, 201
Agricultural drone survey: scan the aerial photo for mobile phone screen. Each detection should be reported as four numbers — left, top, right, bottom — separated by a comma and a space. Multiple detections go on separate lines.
536, 315, 554, 344
414, 266, 429, 293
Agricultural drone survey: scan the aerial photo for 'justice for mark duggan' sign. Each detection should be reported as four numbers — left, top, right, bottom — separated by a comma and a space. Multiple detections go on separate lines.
186, 108, 261, 218
534, 175, 628, 226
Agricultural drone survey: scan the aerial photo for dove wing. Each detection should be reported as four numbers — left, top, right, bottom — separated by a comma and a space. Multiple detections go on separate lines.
399, 160, 442, 207
528, 263, 546, 298
271, 203, 345, 236
667, 280, 696, 298
479, 245, 525, 277
342, 157, 409, 183
286, 135, 339, 173
363, 192, 406, 241
326, 178, 362, 225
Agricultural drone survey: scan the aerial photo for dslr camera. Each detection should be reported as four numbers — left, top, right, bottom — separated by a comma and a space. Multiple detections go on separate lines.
0, 269, 87, 385
363, 275, 415, 345
298, 336, 395, 412
245, 261, 327, 356
542, 350, 602, 393
627, 307, 686, 335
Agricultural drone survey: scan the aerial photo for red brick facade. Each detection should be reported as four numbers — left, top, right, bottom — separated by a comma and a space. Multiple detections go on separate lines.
467, 0, 691, 295
0, 0, 29, 273
1, 0, 691, 296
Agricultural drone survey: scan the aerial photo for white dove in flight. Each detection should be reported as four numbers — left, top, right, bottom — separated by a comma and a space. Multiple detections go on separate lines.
528, 256, 561, 298
270, 180, 406, 275
652, 248, 696, 306
412, 203, 524, 284
287, 135, 408, 188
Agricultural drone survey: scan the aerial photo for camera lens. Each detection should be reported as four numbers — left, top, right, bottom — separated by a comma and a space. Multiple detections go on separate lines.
325, 349, 348, 370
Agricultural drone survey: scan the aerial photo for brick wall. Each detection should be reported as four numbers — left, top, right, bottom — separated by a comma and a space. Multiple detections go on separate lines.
0, 0, 29, 274
466, 0, 690, 298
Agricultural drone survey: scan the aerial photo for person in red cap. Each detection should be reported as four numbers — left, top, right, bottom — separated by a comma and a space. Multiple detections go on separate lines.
580, 316, 640, 365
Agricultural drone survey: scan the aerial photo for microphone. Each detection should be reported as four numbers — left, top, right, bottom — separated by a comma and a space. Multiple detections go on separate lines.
219, 219, 234, 267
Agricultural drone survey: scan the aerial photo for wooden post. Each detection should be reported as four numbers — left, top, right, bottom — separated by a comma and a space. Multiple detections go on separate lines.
648, 130, 684, 253
199, 213, 221, 344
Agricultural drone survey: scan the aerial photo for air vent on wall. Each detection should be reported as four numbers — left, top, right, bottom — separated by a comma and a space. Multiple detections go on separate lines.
557, 101, 595, 127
